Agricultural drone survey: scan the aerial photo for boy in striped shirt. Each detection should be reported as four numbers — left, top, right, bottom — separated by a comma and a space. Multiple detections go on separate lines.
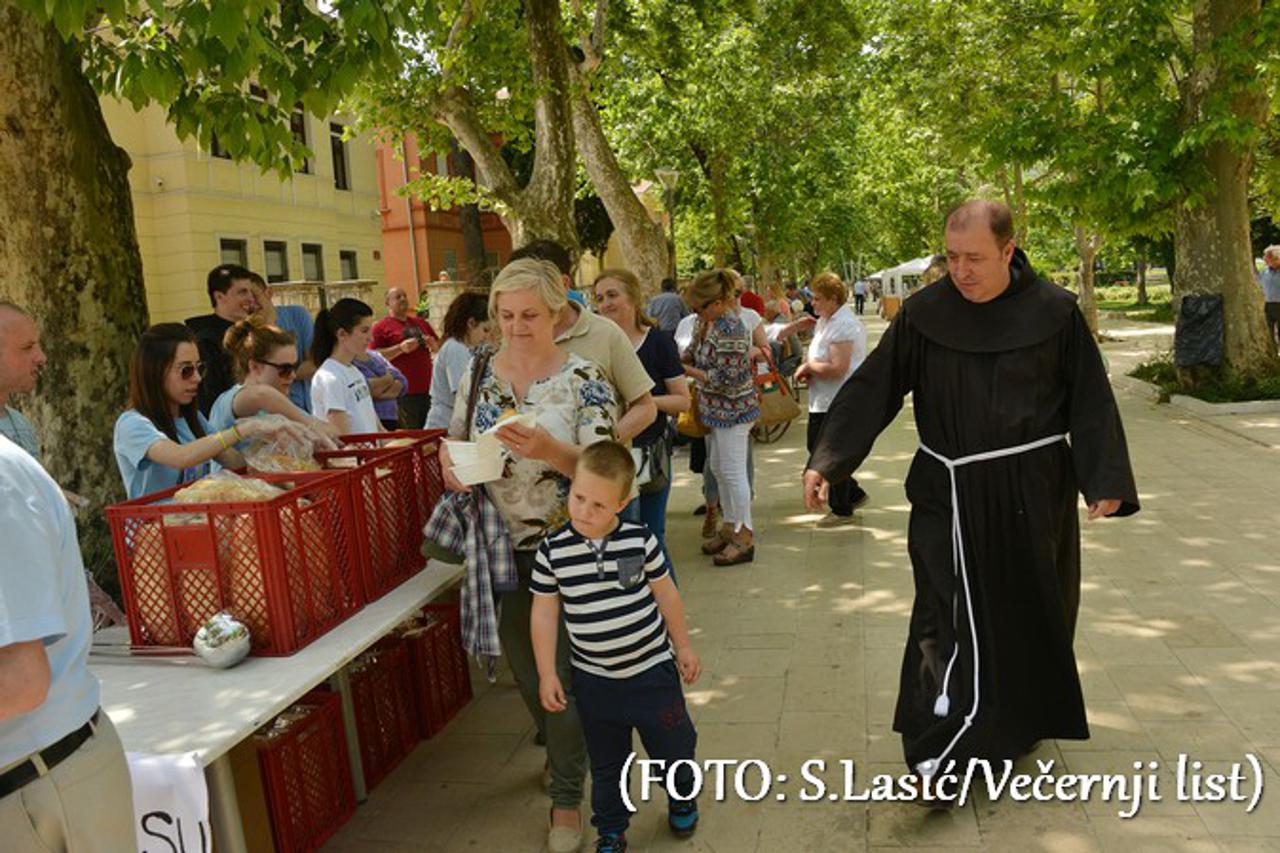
532, 441, 702, 853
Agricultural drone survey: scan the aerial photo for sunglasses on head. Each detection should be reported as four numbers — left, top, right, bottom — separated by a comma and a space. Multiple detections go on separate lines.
258, 359, 299, 378
174, 361, 207, 381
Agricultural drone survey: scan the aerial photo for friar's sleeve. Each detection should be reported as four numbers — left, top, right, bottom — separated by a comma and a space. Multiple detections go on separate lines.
806, 311, 913, 484
1064, 308, 1139, 516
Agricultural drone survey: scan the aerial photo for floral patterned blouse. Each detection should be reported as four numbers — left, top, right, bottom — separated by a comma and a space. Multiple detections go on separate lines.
449, 352, 619, 550
693, 313, 759, 428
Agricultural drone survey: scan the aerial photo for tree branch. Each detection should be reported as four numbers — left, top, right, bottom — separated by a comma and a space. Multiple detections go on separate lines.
445, 0, 476, 57
576, 0, 609, 73
433, 86, 521, 205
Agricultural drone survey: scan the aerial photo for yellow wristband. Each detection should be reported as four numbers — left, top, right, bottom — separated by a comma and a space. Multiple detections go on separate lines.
231, 425, 243, 444
217, 430, 230, 451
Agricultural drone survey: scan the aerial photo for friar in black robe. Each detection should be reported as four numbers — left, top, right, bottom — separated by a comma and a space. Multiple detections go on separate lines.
806, 211, 1138, 776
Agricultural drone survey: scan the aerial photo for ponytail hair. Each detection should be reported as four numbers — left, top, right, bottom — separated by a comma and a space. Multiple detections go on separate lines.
223, 317, 296, 380
312, 297, 373, 363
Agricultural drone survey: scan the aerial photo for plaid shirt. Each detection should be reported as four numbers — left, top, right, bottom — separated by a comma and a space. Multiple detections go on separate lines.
423, 488, 517, 658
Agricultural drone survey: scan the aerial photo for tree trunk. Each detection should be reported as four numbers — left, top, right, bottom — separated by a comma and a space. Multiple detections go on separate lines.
1173, 0, 1274, 380
569, 79, 669, 292
432, 0, 579, 253
0, 3, 149, 586
1135, 249, 1148, 305
1074, 225, 1101, 335
448, 145, 488, 278
708, 149, 731, 267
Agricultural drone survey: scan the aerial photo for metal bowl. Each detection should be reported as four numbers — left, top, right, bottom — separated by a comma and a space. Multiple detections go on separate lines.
193, 613, 251, 669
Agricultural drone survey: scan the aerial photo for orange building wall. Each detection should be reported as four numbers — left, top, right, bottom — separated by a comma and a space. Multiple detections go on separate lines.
377, 134, 513, 304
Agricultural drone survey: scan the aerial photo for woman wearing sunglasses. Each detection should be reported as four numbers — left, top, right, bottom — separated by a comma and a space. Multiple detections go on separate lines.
113, 324, 296, 499
207, 318, 341, 446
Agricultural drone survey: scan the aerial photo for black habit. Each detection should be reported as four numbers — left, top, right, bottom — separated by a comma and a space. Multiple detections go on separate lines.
808, 250, 1139, 773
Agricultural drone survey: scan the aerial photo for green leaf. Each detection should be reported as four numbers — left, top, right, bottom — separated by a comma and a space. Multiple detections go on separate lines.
208, 0, 242, 51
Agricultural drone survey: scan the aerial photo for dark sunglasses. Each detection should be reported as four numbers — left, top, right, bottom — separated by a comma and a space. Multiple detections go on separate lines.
174, 361, 207, 381
258, 359, 299, 378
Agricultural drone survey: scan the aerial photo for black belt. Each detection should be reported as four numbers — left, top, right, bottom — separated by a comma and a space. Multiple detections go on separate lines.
0, 710, 99, 800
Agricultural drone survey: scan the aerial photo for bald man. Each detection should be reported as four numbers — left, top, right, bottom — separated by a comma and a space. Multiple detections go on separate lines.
371, 287, 440, 429
806, 200, 1138, 784
0, 303, 46, 459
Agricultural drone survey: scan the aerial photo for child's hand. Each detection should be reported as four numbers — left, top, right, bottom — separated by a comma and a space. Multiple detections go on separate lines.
676, 647, 702, 684
539, 674, 568, 712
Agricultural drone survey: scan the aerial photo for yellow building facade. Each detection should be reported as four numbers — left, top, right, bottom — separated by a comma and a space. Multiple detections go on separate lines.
100, 99, 385, 323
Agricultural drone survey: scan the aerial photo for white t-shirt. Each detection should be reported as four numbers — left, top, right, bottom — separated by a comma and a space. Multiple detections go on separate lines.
738, 306, 762, 335
674, 314, 698, 357
806, 304, 866, 413
311, 358, 380, 434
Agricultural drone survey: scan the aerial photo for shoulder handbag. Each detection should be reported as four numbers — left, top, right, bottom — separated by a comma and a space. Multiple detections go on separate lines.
632, 424, 673, 495
755, 357, 801, 427
463, 347, 494, 441
676, 386, 710, 438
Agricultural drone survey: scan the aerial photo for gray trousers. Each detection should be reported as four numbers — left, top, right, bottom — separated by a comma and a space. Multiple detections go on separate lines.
499, 551, 587, 808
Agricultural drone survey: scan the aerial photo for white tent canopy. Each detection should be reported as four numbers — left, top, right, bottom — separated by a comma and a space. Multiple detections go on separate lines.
881, 255, 935, 298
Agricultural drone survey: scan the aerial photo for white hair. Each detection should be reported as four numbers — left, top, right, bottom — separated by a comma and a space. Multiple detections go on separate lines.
1265, 245, 1280, 260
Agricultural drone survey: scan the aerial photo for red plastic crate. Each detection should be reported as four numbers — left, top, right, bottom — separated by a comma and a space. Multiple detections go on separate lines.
254, 690, 355, 853
315, 445, 423, 601
340, 429, 446, 531
403, 601, 473, 738
350, 637, 419, 790
423, 601, 474, 708
106, 471, 363, 656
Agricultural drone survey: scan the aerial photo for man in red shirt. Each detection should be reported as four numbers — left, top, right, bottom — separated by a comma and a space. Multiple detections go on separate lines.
371, 287, 439, 428
738, 278, 767, 316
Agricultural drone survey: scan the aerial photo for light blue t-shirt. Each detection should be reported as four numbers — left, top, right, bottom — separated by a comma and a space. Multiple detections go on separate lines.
1258, 266, 1280, 304
275, 304, 315, 413
113, 409, 214, 500
0, 405, 39, 461
208, 384, 257, 452
0, 436, 99, 767
425, 338, 474, 430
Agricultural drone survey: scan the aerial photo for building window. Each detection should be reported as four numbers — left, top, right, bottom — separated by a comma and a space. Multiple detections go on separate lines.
435, 154, 449, 176
339, 250, 359, 280
290, 106, 310, 174
443, 249, 458, 278
219, 238, 248, 267
302, 243, 325, 281
264, 240, 289, 283
484, 251, 498, 269
330, 123, 350, 191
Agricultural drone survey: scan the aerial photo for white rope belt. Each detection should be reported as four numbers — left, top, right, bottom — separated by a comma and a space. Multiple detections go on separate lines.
914, 433, 1068, 779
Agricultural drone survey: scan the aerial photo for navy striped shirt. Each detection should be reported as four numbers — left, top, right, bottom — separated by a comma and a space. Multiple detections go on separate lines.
531, 521, 671, 679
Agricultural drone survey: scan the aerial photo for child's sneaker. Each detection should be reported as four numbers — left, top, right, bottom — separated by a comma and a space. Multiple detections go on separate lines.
668, 800, 699, 838
595, 832, 627, 853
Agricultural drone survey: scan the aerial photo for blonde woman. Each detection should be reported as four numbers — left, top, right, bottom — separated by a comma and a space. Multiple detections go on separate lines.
593, 269, 690, 576
440, 258, 619, 853
682, 269, 758, 566
794, 272, 868, 525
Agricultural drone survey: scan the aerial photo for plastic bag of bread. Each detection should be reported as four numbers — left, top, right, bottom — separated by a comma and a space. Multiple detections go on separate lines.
174, 470, 284, 504
243, 415, 322, 473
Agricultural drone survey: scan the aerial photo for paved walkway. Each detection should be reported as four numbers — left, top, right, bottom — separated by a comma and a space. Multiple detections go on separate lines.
324, 313, 1280, 852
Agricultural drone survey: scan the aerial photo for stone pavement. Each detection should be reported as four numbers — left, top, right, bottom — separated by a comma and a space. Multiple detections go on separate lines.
323, 313, 1280, 853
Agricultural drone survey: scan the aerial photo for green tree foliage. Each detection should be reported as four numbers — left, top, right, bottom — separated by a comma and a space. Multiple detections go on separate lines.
15, 0, 410, 172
